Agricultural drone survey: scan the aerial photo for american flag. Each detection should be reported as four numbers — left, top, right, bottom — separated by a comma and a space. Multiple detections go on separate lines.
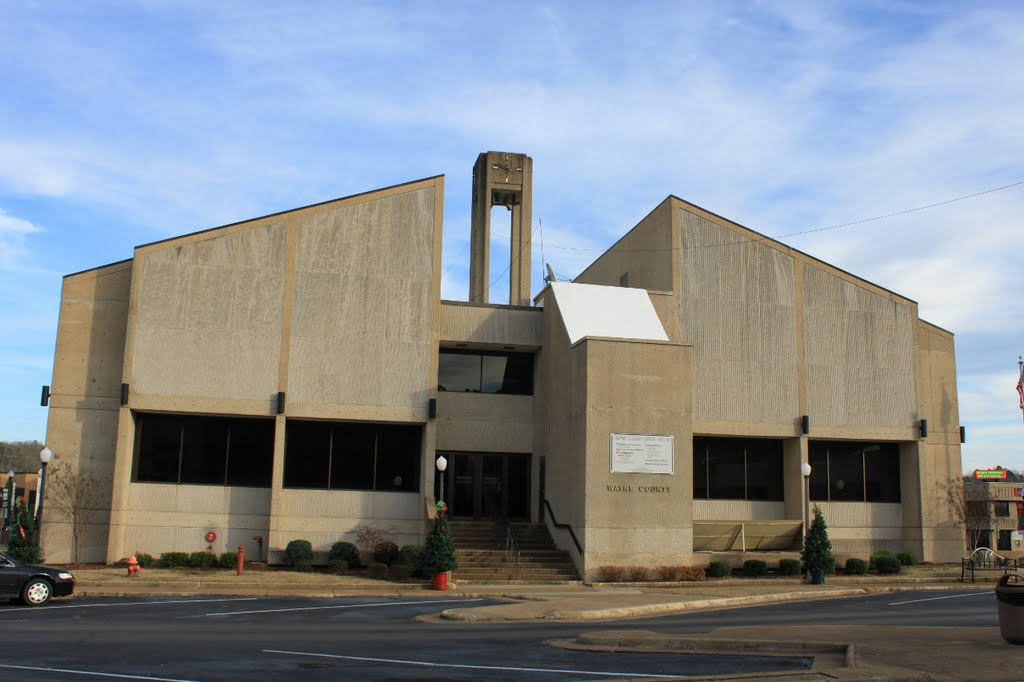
1018, 357, 1024, 420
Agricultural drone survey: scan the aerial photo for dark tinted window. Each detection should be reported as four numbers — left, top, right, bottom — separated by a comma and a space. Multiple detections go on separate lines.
693, 437, 783, 501
284, 421, 331, 488
136, 413, 274, 487
438, 350, 533, 395
809, 441, 900, 502
284, 420, 421, 492
995, 502, 1010, 517
137, 414, 181, 483
330, 423, 376, 490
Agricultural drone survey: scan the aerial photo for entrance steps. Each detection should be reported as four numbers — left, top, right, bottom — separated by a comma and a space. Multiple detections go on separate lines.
449, 521, 580, 584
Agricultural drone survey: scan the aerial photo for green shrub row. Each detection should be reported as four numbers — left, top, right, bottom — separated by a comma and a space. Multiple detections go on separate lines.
149, 551, 238, 569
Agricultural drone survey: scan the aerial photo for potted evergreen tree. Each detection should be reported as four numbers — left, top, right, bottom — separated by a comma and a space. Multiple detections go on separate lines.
422, 505, 457, 590
7, 500, 43, 564
801, 505, 834, 585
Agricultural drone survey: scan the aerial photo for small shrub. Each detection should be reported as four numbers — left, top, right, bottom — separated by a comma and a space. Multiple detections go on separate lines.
373, 541, 400, 566
218, 552, 238, 569
707, 561, 732, 578
366, 562, 390, 580
327, 560, 348, 574
189, 551, 219, 568
628, 565, 651, 582
329, 541, 361, 569
873, 553, 902, 575
135, 552, 156, 568
293, 562, 314, 573
398, 544, 424, 575
742, 559, 767, 577
656, 565, 678, 581
896, 551, 917, 566
845, 558, 869, 575
598, 565, 626, 582
778, 559, 801, 576
869, 550, 895, 571
284, 539, 314, 567
389, 564, 413, 580
159, 552, 189, 569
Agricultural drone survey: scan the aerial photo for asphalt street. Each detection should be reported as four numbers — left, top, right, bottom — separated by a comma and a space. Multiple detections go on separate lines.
0, 590, 1001, 681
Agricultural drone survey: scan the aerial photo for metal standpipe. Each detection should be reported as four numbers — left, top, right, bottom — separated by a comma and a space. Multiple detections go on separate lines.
995, 572, 1024, 644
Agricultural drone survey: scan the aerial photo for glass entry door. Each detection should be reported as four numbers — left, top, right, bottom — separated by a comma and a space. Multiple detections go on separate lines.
443, 453, 530, 520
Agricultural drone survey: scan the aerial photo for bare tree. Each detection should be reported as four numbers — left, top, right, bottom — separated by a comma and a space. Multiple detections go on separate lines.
937, 475, 987, 550
45, 460, 106, 564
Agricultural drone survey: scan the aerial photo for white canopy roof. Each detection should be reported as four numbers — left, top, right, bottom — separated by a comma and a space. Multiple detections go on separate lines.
550, 282, 669, 345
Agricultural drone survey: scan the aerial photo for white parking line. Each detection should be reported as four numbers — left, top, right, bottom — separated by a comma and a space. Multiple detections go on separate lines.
0, 597, 258, 614
264, 649, 679, 678
888, 592, 989, 606
0, 663, 202, 681
207, 597, 484, 616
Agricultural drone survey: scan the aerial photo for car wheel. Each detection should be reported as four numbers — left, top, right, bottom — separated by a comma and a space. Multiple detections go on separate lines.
22, 578, 52, 606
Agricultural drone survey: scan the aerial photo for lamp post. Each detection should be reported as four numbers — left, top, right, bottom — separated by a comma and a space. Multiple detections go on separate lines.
801, 462, 812, 578
436, 455, 448, 505
37, 447, 53, 529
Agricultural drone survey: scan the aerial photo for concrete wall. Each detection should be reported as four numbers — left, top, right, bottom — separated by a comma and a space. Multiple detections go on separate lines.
439, 301, 542, 349
102, 177, 444, 562
535, 285, 693, 580
435, 393, 533, 453
678, 208, 800, 427
41, 261, 132, 563
574, 198, 675, 295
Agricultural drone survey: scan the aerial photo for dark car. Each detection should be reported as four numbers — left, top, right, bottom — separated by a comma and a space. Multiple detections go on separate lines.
0, 553, 75, 606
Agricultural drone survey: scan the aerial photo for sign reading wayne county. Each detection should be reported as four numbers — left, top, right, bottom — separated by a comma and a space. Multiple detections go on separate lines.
610, 434, 674, 474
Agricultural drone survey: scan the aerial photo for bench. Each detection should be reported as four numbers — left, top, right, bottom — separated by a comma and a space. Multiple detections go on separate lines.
961, 547, 1019, 583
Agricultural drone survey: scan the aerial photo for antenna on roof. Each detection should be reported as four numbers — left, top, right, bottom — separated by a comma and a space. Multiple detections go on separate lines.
544, 263, 557, 283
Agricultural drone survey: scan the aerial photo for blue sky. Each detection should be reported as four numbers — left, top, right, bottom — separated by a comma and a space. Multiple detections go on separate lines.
1, 1, 1021, 472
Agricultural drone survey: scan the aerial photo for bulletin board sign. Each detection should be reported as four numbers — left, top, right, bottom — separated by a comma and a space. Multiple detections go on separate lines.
610, 434, 674, 474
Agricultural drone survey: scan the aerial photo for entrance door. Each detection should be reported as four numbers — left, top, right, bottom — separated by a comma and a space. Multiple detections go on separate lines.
443, 453, 529, 520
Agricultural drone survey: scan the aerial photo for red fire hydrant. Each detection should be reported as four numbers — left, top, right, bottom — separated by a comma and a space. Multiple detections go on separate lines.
236, 545, 245, 576
127, 554, 140, 577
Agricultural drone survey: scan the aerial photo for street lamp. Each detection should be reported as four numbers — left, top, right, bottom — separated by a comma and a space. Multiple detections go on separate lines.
436, 455, 448, 505
37, 447, 53, 528
801, 462, 812, 578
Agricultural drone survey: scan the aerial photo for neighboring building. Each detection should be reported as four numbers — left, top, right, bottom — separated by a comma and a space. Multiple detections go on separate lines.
965, 481, 1024, 557
40, 151, 965, 576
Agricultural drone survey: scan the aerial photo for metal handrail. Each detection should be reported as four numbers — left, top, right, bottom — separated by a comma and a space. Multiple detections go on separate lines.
543, 499, 583, 555
505, 522, 521, 580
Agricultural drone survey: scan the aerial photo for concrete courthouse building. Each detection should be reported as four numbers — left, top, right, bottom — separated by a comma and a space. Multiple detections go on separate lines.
41, 151, 965, 576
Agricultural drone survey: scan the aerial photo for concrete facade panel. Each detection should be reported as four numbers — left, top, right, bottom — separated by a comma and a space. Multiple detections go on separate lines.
435, 393, 533, 453
288, 188, 435, 408
804, 265, 916, 427
678, 209, 799, 424
439, 302, 542, 348
130, 222, 286, 400
692, 500, 786, 520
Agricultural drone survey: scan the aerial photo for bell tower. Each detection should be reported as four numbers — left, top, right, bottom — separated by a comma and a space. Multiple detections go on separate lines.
469, 151, 533, 305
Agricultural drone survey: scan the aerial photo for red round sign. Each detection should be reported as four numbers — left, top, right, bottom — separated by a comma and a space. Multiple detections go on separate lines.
205, 531, 217, 543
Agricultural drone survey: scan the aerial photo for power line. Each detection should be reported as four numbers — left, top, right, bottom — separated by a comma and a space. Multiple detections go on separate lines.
490, 178, 1024, 255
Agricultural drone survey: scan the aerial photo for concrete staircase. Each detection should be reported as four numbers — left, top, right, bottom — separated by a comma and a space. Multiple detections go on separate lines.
449, 520, 581, 584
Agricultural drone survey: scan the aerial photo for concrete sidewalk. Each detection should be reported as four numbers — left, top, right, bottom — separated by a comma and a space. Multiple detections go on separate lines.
66, 566, 1020, 681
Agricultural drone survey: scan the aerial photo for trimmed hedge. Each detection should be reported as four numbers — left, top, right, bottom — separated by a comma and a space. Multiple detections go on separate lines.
373, 541, 400, 566
845, 558, 869, 575
189, 551, 219, 568
896, 551, 917, 566
398, 544, 424, 575
366, 562, 390, 580
329, 541, 361, 569
218, 552, 238, 569
285, 539, 314, 568
742, 559, 768, 577
778, 559, 801, 576
159, 552, 190, 568
135, 552, 157, 568
871, 550, 902, 575
707, 561, 732, 578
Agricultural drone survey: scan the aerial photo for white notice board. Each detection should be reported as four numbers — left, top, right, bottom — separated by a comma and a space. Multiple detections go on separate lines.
609, 433, 674, 474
